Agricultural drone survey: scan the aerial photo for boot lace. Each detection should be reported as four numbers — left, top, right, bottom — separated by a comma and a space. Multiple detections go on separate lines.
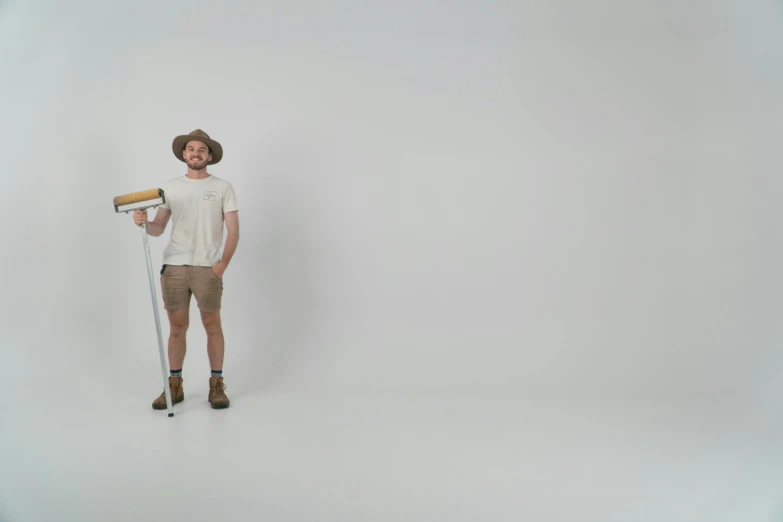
211, 379, 227, 396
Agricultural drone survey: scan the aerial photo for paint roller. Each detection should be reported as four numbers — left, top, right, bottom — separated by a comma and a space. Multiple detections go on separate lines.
113, 188, 174, 417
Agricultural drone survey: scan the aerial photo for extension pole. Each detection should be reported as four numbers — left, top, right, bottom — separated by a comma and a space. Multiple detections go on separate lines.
141, 222, 173, 417
112, 188, 173, 417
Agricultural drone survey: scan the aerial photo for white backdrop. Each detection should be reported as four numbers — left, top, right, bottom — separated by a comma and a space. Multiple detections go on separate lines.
1, 0, 782, 409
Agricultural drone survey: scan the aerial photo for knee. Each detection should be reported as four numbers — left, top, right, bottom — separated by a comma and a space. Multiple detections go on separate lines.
202, 315, 222, 335
170, 321, 189, 337
167, 308, 190, 336
204, 324, 222, 336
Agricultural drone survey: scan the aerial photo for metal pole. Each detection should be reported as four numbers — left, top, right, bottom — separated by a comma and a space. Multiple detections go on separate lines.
141, 222, 174, 417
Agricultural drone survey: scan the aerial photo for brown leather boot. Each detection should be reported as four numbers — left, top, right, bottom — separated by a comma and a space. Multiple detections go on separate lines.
208, 376, 230, 409
152, 376, 184, 409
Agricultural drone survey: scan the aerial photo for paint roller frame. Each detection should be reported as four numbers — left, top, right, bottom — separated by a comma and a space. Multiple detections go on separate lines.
113, 188, 166, 213
113, 187, 174, 417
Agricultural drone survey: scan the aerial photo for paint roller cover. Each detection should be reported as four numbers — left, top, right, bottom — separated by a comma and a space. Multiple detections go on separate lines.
113, 188, 164, 207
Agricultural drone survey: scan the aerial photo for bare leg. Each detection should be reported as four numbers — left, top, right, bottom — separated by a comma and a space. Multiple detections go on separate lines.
201, 310, 224, 370
167, 308, 190, 369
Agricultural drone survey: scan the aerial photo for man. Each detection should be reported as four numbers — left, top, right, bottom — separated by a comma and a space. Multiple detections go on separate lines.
133, 129, 239, 410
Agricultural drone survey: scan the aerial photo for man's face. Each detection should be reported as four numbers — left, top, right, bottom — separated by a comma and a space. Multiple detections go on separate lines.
184, 140, 211, 170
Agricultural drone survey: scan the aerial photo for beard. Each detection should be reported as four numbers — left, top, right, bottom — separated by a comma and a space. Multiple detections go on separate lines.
186, 157, 207, 170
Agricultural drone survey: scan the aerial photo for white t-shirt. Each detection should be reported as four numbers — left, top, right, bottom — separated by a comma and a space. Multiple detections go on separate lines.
158, 174, 238, 267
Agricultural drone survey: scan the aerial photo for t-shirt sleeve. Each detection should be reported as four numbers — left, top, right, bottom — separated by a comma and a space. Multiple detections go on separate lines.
223, 181, 238, 213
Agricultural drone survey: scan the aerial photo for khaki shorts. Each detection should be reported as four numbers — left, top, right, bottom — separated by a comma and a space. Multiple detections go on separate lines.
160, 264, 223, 313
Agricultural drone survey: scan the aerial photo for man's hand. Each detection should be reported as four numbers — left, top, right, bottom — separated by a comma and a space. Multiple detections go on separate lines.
212, 262, 226, 279
140, 207, 171, 237
133, 209, 148, 227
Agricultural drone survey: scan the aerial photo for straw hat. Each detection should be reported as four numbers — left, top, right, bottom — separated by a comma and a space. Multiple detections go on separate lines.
172, 129, 223, 165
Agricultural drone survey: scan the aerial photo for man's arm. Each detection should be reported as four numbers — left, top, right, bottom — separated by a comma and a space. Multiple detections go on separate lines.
216, 210, 239, 274
145, 207, 171, 237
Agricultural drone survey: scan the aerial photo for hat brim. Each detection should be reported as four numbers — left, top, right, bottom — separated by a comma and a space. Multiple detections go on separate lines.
172, 135, 223, 165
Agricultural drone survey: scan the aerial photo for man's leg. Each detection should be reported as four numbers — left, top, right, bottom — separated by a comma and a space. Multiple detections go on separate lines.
201, 310, 224, 371
202, 310, 229, 408
152, 265, 191, 409
167, 308, 190, 370
191, 266, 229, 408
